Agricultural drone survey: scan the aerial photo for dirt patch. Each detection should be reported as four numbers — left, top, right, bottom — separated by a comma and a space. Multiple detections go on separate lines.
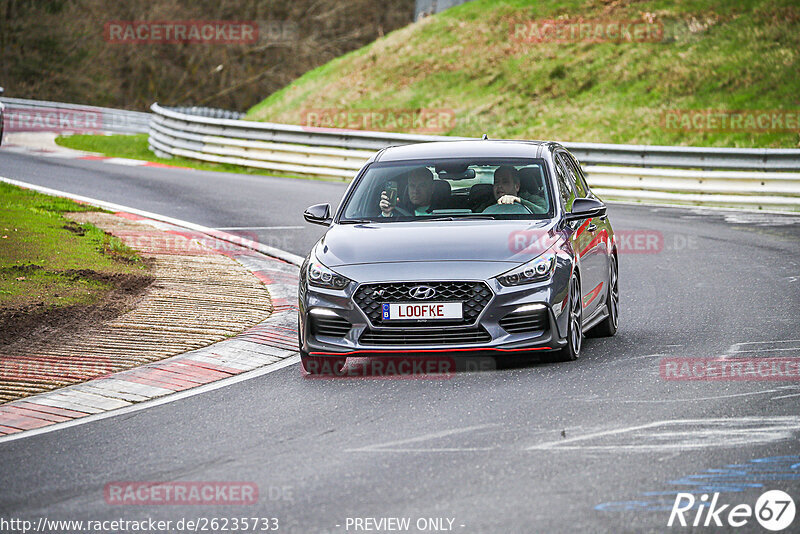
0, 263, 43, 276
0, 271, 154, 348
62, 221, 86, 236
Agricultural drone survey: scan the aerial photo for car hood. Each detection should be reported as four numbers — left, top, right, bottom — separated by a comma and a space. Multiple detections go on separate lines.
315, 219, 560, 267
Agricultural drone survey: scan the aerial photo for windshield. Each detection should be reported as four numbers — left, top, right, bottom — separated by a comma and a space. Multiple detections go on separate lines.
340, 158, 553, 222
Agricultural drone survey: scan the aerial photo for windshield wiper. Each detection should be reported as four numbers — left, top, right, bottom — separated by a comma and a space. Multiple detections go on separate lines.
338, 219, 375, 224
416, 215, 496, 222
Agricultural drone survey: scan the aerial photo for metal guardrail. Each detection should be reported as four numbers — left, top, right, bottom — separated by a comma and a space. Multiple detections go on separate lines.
165, 106, 245, 121
586, 166, 800, 211
565, 143, 800, 172
149, 103, 800, 211
0, 97, 150, 134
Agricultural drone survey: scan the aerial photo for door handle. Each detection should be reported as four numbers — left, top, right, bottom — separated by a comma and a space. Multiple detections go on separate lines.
587, 223, 597, 232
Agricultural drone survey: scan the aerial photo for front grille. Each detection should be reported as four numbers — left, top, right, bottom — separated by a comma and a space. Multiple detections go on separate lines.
353, 281, 492, 327
499, 307, 549, 334
310, 314, 352, 338
360, 326, 491, 346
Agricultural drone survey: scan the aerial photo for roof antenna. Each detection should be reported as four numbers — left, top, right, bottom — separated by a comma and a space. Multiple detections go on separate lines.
482, 134, 489, 140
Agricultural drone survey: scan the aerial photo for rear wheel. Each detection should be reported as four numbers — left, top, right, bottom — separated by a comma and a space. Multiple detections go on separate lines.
588, 257, 618, 338
553, 274, 582, 362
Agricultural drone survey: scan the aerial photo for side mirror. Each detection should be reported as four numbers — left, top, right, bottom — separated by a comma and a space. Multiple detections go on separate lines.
564, 198, 606, 222
0, 87, 4, 96
303, 203, 332, 226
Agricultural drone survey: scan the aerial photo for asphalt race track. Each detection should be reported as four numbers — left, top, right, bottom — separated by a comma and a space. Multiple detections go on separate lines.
1, 151, 800, 533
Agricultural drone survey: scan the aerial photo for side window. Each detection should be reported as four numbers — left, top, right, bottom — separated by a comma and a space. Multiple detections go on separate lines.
553, 157, 575, 210
558, 153, 586, 198
565, 153, 591, 197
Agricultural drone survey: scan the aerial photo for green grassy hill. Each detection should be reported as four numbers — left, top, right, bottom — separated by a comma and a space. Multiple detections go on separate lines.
246, 0, 800, 148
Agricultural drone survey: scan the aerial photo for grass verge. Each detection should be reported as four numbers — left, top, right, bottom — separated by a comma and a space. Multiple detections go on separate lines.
55, 134, 335, 181
0, 181, 149, 314
246, 0, 800, 149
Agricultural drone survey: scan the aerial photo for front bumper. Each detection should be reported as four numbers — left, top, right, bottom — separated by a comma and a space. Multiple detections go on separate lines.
299, 263, 572, 357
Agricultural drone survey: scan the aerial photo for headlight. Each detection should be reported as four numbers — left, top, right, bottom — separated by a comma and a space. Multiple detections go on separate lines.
497, 252, 556, 287
306, 253, 352, 290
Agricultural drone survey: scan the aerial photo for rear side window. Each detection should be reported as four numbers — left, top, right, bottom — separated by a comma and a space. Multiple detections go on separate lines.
553, 157, 575, 210
557, 153, 586, 198
564, 153, 591, 197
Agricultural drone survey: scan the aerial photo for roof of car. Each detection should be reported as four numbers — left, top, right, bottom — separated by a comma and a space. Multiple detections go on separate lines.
373, 139, 559, 163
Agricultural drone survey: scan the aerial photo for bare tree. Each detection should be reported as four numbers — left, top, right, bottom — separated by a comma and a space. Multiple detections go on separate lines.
0, 0, 414, 111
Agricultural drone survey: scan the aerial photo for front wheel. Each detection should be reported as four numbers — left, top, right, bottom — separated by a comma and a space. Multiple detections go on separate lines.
553, 274, 582, 362
588, 257, 618, 338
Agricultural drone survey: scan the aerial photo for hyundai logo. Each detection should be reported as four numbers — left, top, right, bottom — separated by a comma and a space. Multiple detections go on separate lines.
408, 286, 436, 300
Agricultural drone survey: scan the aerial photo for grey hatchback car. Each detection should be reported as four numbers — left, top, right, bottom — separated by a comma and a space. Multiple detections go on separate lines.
299, 140, 618, 374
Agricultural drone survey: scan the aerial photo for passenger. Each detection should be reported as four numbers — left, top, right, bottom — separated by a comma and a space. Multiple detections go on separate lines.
475, 165, 548, 214
380, 167, 435, 217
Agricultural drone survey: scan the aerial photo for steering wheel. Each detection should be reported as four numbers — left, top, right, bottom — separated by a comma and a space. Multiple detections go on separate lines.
482, 202, 533, 215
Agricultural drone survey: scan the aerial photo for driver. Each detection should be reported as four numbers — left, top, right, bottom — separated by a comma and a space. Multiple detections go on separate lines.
475, 165, 548, 214
379, 167, 435, 217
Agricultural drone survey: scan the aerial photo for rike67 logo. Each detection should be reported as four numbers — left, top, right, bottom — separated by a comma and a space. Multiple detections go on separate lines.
668, 490, 795, 531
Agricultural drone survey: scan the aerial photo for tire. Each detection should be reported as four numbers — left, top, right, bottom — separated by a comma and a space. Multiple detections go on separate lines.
553, 274, 582, 362
300, 352, 346, 375
588, 256, 619, 338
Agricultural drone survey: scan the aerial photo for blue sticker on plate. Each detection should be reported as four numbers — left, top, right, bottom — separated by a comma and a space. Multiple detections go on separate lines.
382, 303, 390, 319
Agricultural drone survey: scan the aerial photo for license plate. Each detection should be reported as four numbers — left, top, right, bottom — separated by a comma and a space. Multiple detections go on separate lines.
382, 302, 463, 321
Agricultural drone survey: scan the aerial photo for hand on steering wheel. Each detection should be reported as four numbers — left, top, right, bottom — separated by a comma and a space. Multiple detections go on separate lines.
497, 195, 520, 205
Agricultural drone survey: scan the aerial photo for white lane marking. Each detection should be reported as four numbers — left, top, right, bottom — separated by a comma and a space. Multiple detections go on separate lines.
729, 347, 800, 354
346, 424, 498, 453
0, 176, 304, 266
722, 213, 800, 226
616, 389, 786, 403
738, 339, 800, 345
773, 393, 800, 400
216, 226, 304, 231
348, 427, 583, 453
0, 356, 299, 446
351, 447, 497, 453
605, 353, 666, 362
526, 417, 800, 451
103, 157, 148, 166
729, 339, 800, 351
